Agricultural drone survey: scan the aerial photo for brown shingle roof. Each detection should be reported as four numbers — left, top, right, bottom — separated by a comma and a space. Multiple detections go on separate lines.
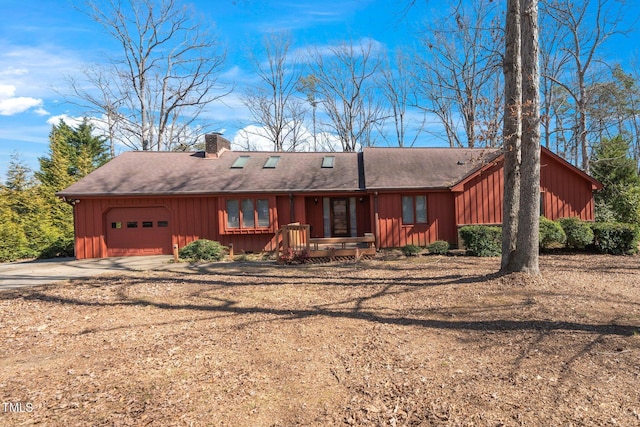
58, 151, 364, 197
57, 148, 507, 198
362, 147, 501, 190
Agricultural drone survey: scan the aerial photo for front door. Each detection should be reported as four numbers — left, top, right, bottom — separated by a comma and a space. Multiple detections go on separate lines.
331, 198, 350, 237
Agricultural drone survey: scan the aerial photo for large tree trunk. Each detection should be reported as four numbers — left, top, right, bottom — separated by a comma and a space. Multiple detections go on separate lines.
501, 0, 522, 271
501, 0, 541, 275
512, 0, 541, 273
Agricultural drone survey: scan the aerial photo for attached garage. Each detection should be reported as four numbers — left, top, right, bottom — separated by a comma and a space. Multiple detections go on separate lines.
105, 207, 172, 256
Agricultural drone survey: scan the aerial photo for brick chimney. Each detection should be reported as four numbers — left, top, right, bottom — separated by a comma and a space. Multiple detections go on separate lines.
204, 132, 231, 158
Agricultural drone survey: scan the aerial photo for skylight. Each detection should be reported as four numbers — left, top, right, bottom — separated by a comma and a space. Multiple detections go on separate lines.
231, 156, 250, 169
263, 156, 281, 168
321, 156, 335, 168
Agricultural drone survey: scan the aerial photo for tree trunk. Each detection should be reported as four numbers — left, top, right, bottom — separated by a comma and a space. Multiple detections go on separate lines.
512, 0, 541, 274
501, 0, 522, 272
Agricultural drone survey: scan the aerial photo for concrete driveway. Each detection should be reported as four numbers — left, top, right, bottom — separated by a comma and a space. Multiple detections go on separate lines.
0, 256, 175, 291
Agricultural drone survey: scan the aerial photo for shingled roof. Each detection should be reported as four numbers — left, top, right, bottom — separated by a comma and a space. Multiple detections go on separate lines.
57, 147, 506, 198
362, 147, 501, 190
57, 150, 364, 197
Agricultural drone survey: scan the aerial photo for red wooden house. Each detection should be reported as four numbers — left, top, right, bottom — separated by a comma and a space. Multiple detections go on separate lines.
57, 134, 602, 259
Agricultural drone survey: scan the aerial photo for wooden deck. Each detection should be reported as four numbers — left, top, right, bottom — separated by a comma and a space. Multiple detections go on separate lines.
277, 224, 376, 261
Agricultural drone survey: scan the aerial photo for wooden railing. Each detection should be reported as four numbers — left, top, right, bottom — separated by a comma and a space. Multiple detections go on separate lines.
278, 224, 376, 260
309, 234, 375, 250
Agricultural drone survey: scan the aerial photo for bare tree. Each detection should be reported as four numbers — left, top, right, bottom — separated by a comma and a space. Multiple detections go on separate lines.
414, 0, 503, 148
74, 0, 228, 152
538, 9, 570, 153
64, 64, 124, 158
379, 49, 423, 147
242, 33, 308, 151
308, 39, 386, 152
540, 0, 628, 173
297, 75, 320, 151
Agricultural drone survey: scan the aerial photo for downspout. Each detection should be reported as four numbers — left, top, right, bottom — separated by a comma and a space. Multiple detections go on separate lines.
289, 193, 295, 223
60, 197, 79, 258
374, 191, 380, 250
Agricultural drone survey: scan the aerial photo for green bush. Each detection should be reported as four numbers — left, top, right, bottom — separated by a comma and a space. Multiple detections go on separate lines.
539, 216, 566, 249
427, 240, 450, 255
558, 217, 594, 249
459, 225, 501, 257
179, 239, 226, 261
590, 222, 640, 255
401, 244, 422, 256
0, 208, 31, 261
38, 236, 75, 259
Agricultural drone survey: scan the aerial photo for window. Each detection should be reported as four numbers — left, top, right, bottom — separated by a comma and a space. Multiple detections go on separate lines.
226, 198, 271, 231
231, 156, 250, 169
402, 195, 427, 225
142, 221, 153, 228
127, 221, 138, 228
257, 199, 269, 227
321, 156, 335, 168
158, 221, 169, 227
263, 156, 280, 168
242, 199, 255, 227
111, 222, 122, 229
227, 200, 240, 228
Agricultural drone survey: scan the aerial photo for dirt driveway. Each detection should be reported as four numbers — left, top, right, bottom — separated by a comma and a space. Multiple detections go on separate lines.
0, 256, 174, 290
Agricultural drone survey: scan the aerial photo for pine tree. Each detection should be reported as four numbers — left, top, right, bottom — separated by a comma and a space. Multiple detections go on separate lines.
591, 135, 640, 224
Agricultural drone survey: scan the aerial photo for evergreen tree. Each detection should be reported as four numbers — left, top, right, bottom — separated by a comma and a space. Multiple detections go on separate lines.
0, 155, 54, 260
0, 118, 112, 261
590, 135, 640, 224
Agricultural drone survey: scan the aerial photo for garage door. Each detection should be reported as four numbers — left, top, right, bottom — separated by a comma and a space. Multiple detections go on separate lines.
106, 207, 172, 256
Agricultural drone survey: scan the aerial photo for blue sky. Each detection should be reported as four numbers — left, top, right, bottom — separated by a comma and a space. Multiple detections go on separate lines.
0, 0, 638, 179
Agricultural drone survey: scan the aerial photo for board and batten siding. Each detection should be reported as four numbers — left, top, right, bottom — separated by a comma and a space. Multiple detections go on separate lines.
453, 151, 596, 231
375, 192, 457, 248
73, 196, 282, 259
540, 151, 596, 220
454, 161, 504, 226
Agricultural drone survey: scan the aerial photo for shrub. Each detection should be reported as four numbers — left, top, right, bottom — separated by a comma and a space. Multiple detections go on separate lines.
459, 225, 501, 257
38, 236, 75, 259
179, 239, 226, 261
0, 207, 32, 261
590, 222, 640, 255
539, 216, 566, 249
278, 248, 310, 264
558, 217, 594, 249
401, 244, 422, 256
427, 240, 450, 255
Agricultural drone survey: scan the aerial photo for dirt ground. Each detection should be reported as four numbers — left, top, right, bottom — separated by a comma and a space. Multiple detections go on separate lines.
1, 253, 639, 426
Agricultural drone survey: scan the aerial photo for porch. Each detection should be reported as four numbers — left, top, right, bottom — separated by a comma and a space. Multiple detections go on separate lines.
277, 224, 376, 262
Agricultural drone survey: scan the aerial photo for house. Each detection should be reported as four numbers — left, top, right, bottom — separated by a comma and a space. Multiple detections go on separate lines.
57, 134, 602, 259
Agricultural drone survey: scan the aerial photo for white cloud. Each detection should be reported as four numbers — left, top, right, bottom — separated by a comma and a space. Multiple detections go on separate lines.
0, 84, 44, 116
232, 123, 341, 152
46, 114, 84, 127
0, 67, 28, 77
